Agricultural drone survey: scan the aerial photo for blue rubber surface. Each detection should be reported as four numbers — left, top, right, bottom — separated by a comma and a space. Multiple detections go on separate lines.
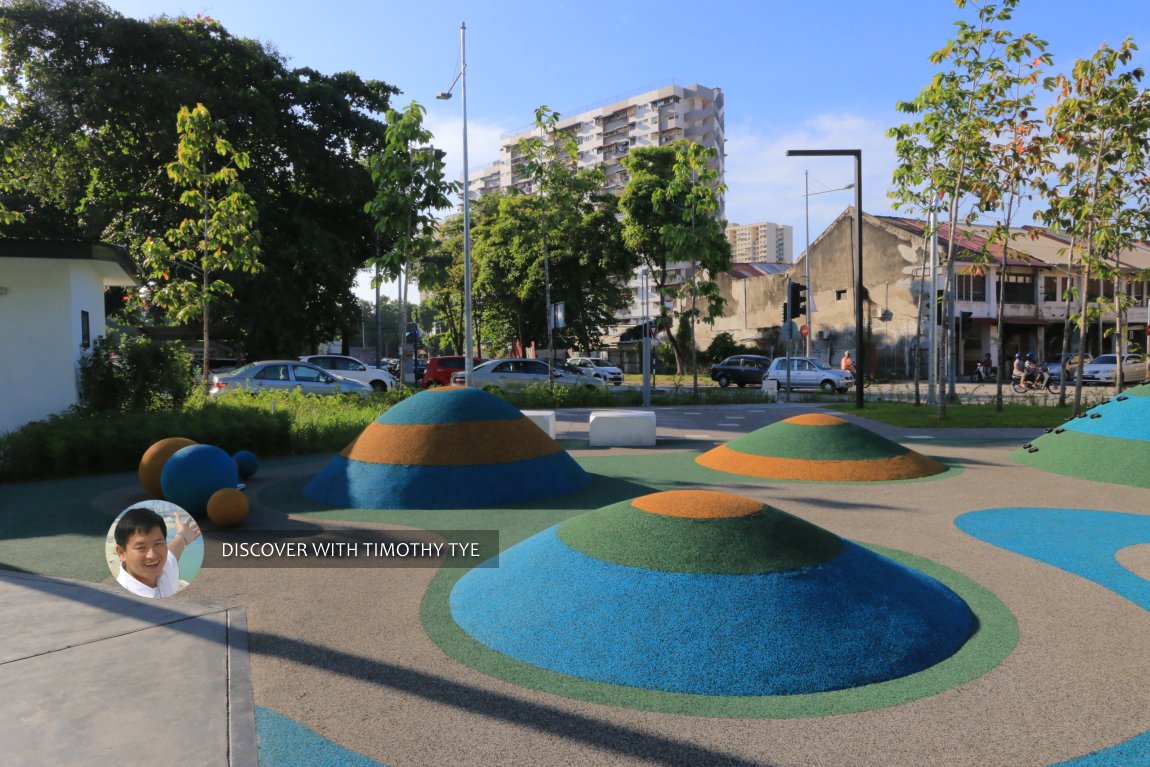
378, 387, 522, 425
303, 450, 591, 509
955, 507, 1150, 767
256, 706, 387, 767
1059, 395, 1150, 441
450, 527, 974, 695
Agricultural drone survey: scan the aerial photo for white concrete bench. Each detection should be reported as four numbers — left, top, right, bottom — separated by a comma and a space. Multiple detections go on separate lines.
589, 410, 656, 447
521, 409, 557, 439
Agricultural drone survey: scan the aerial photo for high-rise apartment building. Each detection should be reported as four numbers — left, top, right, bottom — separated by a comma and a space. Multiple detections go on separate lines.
726, 221, 794, 264
466, 81, 726, 345
468, 82, 725, 217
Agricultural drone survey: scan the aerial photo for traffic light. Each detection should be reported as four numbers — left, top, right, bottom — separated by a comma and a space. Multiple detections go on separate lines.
789, 283, 807, 318
781, 302, 790, 324
404, 322, 420, 349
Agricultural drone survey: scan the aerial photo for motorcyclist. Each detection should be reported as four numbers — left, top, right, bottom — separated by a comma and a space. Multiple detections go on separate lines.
1023, 353, 1042, 389
977, 353, 994, 381
1012, 353, 1026, 384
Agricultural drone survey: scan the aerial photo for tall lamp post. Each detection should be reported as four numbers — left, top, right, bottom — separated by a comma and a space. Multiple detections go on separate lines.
801, 172, 854, 356
787, 149, 864, 408
436, 22, 474, 386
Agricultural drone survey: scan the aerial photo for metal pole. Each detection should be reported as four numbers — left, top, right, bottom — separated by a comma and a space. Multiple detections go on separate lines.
852, 152, 863, 409
374, 236, 382, 369
784, 277, 792, 402
927, 208, 938, 405
460, 22, 474, 387
641, 269, 651, 407
804, 171, 812, 356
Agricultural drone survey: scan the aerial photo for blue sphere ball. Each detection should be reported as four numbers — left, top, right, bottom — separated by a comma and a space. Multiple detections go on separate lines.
161, 444, 239, 517
233, 450, 260, 479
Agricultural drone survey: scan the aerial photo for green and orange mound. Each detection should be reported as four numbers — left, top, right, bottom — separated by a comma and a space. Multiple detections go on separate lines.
304, 387, 590, 509
1013, 392, 1150, 489
557, 490, 843, 573
450, 489, 978, 697
697, 413, 945, 481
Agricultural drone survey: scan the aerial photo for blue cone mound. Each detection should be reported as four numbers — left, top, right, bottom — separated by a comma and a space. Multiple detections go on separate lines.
451, 490, 976, 696
304, 387, 590, 509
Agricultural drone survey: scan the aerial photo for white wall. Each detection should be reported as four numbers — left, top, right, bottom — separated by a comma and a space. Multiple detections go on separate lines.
0, 258, 105, 435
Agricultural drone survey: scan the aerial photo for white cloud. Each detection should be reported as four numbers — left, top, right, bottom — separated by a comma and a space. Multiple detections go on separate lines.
724, 112, 901, 253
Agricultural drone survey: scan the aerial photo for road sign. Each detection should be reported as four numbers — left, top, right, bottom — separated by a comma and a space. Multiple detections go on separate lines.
800, 324, 809, 338
782, 321, 798, 341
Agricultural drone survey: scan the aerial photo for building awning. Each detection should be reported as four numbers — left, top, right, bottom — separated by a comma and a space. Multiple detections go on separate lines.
971, 317, 1054, 326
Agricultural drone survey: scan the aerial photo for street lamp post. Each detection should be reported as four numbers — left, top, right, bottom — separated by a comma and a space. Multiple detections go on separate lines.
801, 172, 855, 356
436, 22, 473, 387
787, 149, 864, 408
640, 268, 651, 407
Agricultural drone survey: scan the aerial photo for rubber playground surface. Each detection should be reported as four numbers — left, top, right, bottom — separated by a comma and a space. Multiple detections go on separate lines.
3, 397, 1150, 767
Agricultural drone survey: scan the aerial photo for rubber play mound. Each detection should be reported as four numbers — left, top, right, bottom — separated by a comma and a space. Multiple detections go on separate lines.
695, 413, 946, 481
449, 489, 976, 696
303, 387, 590, 509
1012, 383, 1150, 488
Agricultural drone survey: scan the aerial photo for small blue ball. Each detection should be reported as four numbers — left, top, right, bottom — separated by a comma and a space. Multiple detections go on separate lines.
161, 444, 239, 517
233, 450, 260, 479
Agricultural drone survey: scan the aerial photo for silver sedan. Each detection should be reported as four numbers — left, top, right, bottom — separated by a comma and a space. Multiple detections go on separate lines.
450, 358, 606, 393
210, 361, 373, 397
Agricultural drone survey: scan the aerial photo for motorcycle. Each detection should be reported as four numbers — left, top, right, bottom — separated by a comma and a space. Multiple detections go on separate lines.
970, 363, 997, 383
1011, 364, 1061, 394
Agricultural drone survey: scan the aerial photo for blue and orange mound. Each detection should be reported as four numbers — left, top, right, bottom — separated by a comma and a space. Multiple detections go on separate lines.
450, 489, 975, 696
1013, 389, 1150, 488
303, 387, 590, 509
696, 413, 946, 481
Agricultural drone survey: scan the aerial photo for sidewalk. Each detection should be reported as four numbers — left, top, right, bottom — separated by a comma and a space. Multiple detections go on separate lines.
0, 570, 256, 767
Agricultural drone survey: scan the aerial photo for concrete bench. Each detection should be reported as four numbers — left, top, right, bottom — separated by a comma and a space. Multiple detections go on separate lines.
589, 410, 656, 447
521, 409, 557, 439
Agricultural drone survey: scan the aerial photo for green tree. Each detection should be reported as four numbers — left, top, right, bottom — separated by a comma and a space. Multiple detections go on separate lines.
1040, 40, 1150, 408
365, 101, 457, 382
655, 140, 731, 389
0, 1, 396, 356
888, 0, 1046, 418
142, 104, 261, 390
621, 141, 730, 378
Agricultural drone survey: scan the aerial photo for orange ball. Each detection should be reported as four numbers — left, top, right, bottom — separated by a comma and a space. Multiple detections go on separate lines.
207, 488, 249, 528
139, 437, 197, 498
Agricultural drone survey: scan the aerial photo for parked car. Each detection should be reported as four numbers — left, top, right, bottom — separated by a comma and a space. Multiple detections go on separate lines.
1078, 353, 1149, 385
449, 358, 606, 393
423, 356, 486, 388
1045, 352, 1092, 382
764, 357, 854, 393
210, 361, 373, 397
298, 354, 396, 391
566, 356, 624, 385
710, 355, 773, 388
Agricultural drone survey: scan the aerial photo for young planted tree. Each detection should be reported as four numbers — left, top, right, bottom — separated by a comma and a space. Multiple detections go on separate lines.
621, 141, 730, 377
1040, 40, 1150, 409
653, 140, 731, 391
142, 103, 261, 390
888, 0, 1046, 418
978, 38, 1053, 410
365, 101, 457, 384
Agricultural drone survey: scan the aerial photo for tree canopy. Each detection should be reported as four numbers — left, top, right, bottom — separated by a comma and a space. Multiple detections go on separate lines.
0, 0, 399, 357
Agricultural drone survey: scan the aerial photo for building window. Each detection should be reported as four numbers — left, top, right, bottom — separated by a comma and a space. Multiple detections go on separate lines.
1042, 276, 1060, 302
835, 289, 847, 301
957, 273, 987, 302
1002, 273, 1035, 304
80, 310, 90, 349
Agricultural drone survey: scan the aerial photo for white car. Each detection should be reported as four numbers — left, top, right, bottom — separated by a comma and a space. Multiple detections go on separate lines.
450, 358, 606, 393
566, 356, 624, 385
1078, 354, 1148, 385
298, 354, 397, 391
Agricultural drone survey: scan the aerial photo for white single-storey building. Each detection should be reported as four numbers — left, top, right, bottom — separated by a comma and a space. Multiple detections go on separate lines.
0, 240, 138, 435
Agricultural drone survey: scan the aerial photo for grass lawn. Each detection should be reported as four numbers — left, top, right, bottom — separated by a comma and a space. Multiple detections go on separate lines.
826, 400, 1074, 428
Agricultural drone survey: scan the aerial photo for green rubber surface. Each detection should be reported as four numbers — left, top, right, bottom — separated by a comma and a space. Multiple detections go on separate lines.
724, 420, 910, 461
557, 500, 843, 574
1012, 428, 1150, 489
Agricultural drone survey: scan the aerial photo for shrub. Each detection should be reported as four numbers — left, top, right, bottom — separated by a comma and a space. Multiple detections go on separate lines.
78, 334, 193, 412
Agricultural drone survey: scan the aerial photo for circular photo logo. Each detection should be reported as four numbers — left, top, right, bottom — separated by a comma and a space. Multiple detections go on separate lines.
106, 500, 203, 599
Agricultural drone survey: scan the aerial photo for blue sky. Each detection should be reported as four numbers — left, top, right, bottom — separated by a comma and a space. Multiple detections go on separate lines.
101, 0, 1150, 301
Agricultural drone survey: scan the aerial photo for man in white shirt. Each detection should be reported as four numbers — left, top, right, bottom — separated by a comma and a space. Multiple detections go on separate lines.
114, 507, 200, 598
